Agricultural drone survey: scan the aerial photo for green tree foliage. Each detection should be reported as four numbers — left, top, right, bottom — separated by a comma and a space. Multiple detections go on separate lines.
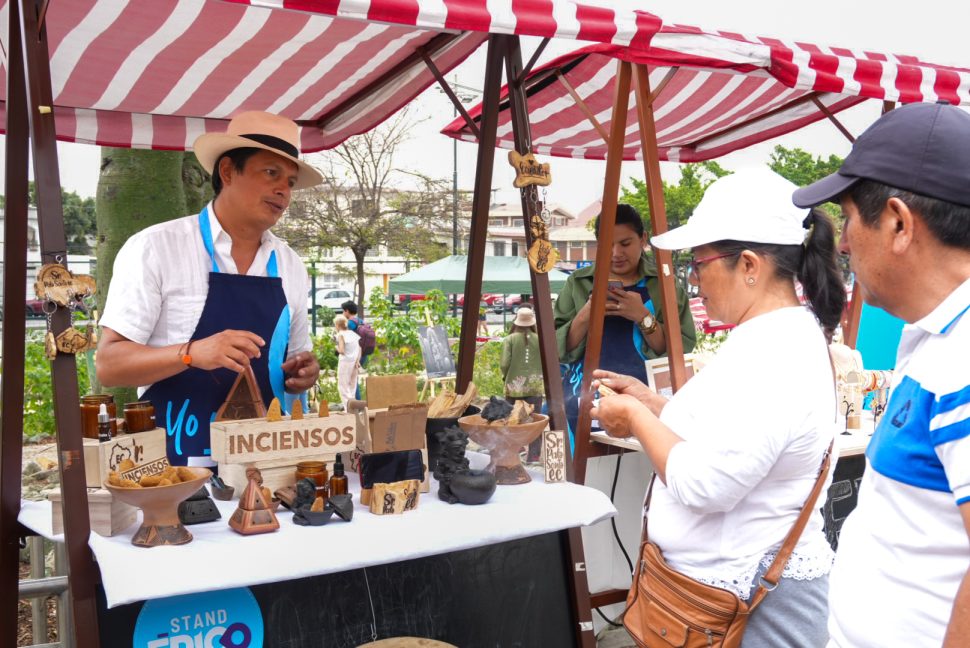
0, 181, 97, 254
620, 161, 731, 232
768, 145, 844, 187
768, 145, 844, 221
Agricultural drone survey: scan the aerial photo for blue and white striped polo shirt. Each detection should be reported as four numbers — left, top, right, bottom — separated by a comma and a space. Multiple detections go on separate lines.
828, 277, 970, 648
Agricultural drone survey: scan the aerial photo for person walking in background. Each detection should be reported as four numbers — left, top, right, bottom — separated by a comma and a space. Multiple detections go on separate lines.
792, 102, 970, 648
594, 169, 845, 647
477, 302, 490, 338
334, 315, 361, 409
501, 306, 545, 462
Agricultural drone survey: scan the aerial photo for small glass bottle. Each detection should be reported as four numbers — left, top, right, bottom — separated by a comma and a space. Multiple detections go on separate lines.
329, 454, 348, 496
97, 404, 112, 442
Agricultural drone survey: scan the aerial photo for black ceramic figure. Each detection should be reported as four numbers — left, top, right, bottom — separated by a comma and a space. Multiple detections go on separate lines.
326, 494, 355, 522
178, 487, 221, 525
425, 405, 480, 474
449, 469, 496, 505
432, 425, 471, 504
480, 396, 514, 422
293, 508, 335, 526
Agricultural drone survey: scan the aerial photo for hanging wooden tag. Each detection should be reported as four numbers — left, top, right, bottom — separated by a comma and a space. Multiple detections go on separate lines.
33, 264, 97, 307
542, 430, 567, 484
528, 239, 560, 274
55, 327, 91, 355
45, 331, 58, 360
508, 150, 552, 188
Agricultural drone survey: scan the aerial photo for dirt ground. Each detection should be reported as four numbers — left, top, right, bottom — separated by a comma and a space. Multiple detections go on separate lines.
18, 562, 58, 646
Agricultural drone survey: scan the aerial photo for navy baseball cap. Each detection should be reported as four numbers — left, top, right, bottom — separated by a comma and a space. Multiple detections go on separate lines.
793, 103, 970, 209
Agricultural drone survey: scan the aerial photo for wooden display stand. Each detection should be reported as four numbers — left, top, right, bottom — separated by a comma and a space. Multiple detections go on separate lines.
209, 412, 356, 495
81, 427, 168, 489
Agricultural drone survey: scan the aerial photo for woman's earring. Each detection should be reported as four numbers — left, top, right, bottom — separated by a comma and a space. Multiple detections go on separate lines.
746, 277, 756, 286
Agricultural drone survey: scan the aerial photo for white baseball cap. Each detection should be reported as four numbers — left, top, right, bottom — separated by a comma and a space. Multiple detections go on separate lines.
651, 168, 811, 250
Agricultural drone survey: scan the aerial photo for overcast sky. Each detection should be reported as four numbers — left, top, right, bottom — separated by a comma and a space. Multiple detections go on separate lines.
4, 0, 968, 216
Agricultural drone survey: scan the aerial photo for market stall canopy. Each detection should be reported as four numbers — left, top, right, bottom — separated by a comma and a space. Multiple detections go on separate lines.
389, 255, 568, 295
0, 0, 662, 152
441, 24, 970, 161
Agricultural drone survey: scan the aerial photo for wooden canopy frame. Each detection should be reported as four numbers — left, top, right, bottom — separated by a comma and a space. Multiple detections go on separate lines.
0, 3, 601, 646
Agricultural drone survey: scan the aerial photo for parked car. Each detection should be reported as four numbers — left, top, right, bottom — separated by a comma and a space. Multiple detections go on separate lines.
307, 288, 354, 314
394, 294, 426, 311
23, 298, 89, 319
456, 293, 503, 308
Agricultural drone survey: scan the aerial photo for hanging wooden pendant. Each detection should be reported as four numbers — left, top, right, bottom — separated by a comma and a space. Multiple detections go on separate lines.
45, 331, 58, 360
508, 150, 552, 188
33, 264, 97, 307
528, 239, 560, 274
55, 327, 92, 355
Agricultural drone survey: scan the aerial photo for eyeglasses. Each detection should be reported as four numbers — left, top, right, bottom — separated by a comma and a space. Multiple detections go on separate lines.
687, 252, 737, 282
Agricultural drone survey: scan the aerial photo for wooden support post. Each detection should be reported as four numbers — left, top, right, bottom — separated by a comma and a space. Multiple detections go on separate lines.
503, 38, 568, 438
572, 61, 633, 486
0, 1, 31, 643
634, 64, 687, 391
456, 35, 504, 392
843, 101, 893, 349
18, 1, 101, 644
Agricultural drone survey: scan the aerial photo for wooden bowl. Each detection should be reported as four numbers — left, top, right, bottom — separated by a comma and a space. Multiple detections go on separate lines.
104, 468, 212, 547
457, 414, 549, 485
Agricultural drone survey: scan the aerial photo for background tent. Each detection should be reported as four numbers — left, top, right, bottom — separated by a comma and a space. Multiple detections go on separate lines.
389, 255, 569, 295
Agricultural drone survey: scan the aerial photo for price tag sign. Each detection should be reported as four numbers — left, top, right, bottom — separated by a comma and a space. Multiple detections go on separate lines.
543, 429, 567, 483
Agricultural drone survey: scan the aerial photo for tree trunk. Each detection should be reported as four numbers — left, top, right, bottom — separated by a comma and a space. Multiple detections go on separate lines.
354, 249, 366, 319
95, 148, 188, 405
182, 151, 213, 214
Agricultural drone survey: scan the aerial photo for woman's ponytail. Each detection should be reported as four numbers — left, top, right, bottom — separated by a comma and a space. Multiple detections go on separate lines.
798, 208, 846, 341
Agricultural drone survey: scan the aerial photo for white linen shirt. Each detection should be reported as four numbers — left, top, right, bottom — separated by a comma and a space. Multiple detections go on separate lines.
100, 203, 311, 393
828, 277, 970, 648
649, 306, 837, 599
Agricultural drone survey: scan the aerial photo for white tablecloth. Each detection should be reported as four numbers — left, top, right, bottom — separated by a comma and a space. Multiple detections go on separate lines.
19, 454, 615, 608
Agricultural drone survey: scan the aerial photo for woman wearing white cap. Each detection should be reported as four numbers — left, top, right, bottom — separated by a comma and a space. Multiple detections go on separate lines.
594, 168, 844, 646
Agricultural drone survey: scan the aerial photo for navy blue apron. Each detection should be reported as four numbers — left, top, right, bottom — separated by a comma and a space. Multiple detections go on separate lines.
561, 278, 655, 443
142, 207, 291, 466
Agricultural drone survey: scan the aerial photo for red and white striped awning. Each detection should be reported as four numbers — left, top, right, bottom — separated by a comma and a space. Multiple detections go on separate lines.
441, 24, 970, 161
0, 0, 661, 152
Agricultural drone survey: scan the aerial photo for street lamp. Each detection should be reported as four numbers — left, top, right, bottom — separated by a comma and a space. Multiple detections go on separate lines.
437, 78, 481, 314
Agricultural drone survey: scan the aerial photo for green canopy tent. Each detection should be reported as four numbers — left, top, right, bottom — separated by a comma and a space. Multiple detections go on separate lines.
389, 255, 569, 295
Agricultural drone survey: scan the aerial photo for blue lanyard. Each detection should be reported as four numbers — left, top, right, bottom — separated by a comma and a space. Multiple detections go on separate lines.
198, 206, 278, 278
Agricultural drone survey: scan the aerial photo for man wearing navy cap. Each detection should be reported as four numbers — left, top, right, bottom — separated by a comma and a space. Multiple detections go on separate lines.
793, 102, 970, 648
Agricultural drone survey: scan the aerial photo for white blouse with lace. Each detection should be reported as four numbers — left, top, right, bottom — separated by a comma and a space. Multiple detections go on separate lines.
648, 306, 836, 600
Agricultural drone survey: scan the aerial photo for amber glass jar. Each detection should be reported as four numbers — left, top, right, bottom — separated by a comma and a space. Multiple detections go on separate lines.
123, 401, 156, 433
80, 394, 117, 440
295, 461, 329, 502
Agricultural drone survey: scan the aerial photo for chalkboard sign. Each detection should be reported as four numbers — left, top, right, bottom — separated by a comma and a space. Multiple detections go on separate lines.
822, 454, 866, 551
97, 533, 576, 647
417, 325, 456, 378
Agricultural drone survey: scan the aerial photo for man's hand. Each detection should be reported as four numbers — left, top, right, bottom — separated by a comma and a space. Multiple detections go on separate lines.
606, 285, 650, 322
592, 394, 646, 438
592, 369, 668, 416
189, 330, 265, 372
282, 351, 320, 393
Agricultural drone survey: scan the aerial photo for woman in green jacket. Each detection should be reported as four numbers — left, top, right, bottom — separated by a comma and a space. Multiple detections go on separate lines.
554, 204, 696, 437
501, 306, 544, 461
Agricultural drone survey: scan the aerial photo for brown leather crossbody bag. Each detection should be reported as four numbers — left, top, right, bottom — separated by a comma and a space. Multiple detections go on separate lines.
621, 442, 833, 647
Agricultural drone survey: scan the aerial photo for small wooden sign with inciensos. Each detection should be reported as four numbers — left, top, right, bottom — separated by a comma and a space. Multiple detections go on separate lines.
543, 429, 567, 483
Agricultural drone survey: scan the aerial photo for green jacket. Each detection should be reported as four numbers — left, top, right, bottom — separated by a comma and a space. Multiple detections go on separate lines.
501, 331, 545, 398
554, 252, 697, 364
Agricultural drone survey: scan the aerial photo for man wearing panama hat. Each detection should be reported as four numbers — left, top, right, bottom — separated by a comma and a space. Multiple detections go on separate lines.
97, 111, 323, 467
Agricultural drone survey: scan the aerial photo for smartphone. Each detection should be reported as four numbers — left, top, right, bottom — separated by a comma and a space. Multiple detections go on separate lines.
606, 280, 623, 302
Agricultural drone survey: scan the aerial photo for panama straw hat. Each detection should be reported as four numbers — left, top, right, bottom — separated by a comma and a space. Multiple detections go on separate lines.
193, 111, 323, 190
513, 306, 536, 327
